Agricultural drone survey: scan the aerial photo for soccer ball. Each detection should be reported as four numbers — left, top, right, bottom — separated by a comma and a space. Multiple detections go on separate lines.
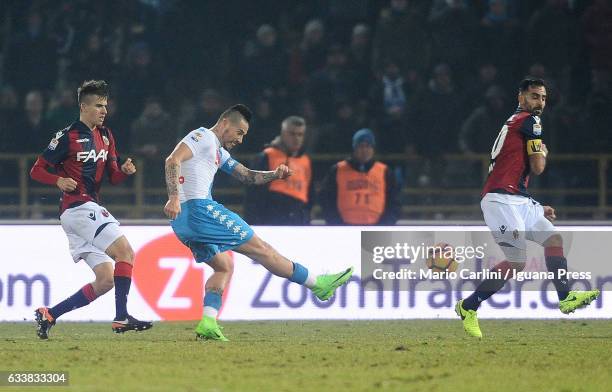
426, 242, 458, 272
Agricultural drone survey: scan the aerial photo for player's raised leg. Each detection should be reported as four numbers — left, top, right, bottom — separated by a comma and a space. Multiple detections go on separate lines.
105, 236, 153, 333
195, 252, 233, 341
36, 260, 112, 339
236, 234, 354, 301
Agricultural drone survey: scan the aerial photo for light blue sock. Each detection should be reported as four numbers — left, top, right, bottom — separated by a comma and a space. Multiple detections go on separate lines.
203, 290, 222, 318
289, 262, 315, 288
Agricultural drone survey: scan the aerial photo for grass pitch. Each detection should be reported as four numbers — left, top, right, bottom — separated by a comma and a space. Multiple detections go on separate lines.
1, 319, 611, 392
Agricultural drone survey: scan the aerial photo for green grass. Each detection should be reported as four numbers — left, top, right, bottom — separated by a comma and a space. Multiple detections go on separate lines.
1, 320, 611, 392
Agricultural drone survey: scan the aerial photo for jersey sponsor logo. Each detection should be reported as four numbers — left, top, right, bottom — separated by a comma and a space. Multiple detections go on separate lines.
48, 138, 59, 150
76, 149, 108, 162
76, 138, 90, 143
102, 135, 109, 146
533, 123, 542, 136
499, 225, 507, 234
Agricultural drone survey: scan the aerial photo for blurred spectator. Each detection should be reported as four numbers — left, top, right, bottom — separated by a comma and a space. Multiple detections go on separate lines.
306, 45, 357, 121
428, 0, 478, 80
319, 129, 399, 225
46, 87, 78, 130
317, 100, 364, 153
526, 0, 578, 80
118, 42, 160, 119
0, 86, 21, 151
459, 85, 508, 154
466, 63, 503, 107
71, 32, 114, 83
242, 24, 288, 99
585, 70, 612, 153
130, 96, 174, 158
479, 0, 521, 80
581, 0, 612, 73
369, 59, 416, 152
298, 99, 321, 153
244, 116, 312, 225
413, 64, 465, 155
299, 19, 328, 76
373, 0, 430, 75
348, 24, 374, 95
14, 91, 52, 153
243, 96, 280, 153
6, 11, 57, 93
130, 96, 174, 186
188, 89, 225, 131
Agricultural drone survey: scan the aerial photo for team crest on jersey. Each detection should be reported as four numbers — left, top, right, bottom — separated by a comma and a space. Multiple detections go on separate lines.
102, 135, 110, 145
48, 138, 59, 150
48, 131, 64, 150
101, 209, 109, 217
191, 132, 203, 142
533, 123, 542, 136
215, 150, 221, 166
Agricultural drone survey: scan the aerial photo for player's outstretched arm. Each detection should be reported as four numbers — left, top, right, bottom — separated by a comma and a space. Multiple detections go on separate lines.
231, 162, 292, 185
163, 142, 193, 219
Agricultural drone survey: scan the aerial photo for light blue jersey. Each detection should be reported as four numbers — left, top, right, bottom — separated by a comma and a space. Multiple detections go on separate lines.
171, 128, 253, 263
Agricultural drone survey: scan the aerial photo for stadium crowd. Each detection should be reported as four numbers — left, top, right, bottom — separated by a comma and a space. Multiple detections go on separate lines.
0, 0, 611, 219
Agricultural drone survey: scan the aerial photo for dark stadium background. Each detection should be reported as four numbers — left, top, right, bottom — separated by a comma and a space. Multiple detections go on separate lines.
0, 0, 610, 221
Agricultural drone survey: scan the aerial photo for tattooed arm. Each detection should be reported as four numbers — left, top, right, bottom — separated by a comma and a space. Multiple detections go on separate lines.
163, 142, 193, 219
231, 162, 292, 185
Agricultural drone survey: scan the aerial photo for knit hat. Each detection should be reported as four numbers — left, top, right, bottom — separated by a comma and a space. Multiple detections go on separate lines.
352, 128, 376, 149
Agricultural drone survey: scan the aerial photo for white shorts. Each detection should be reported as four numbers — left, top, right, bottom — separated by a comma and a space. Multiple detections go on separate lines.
60, 201, 123, 269
481, 193, 556, 262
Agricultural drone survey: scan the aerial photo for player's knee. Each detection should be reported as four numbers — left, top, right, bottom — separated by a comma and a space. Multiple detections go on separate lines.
115, 245, 135, 263
543, 234, 563, 248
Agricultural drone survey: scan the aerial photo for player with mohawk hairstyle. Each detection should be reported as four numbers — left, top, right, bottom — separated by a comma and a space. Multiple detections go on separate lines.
164, 104, 353, 341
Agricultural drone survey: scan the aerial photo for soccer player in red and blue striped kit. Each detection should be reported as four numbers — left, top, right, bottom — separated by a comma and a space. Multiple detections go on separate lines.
30, 80, 152, 338
455, 78, 600, 338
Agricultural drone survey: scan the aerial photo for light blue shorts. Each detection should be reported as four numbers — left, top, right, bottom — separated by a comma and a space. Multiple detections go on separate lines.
171, 199, 254, 263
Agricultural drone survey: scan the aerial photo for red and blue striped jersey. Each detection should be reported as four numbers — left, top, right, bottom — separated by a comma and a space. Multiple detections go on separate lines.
36, 120, 128, 214
482, 108, 543, 197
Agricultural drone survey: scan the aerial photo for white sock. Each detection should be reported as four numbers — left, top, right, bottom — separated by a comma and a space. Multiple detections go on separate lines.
305, 272, 316, 289
203, 306, 218, 318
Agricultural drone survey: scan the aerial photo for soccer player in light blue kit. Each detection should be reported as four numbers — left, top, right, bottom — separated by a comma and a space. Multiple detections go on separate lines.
164, 104, 353, 341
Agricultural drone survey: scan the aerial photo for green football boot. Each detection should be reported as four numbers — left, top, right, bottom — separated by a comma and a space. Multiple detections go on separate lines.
559, 290, 600, 314
311, 267, 354, 301
455, 300, 483, 338
195, 316, 229, 342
